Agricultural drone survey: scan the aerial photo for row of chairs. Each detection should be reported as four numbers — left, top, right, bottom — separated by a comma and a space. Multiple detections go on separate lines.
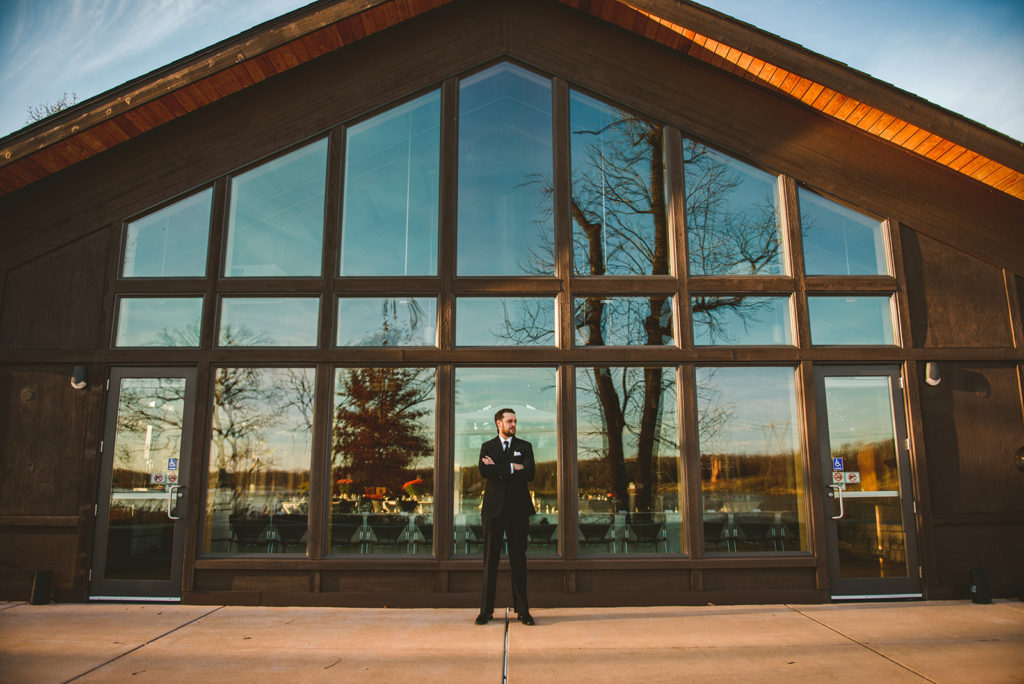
230, 511, 801, 554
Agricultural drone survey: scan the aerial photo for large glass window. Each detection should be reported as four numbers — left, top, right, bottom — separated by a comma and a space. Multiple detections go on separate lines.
114, 297, 203, 347
204, 368, 314, 555
575, 296, 673, 346
457, 64, 553, 276
808, 296, 896, 345
337, 297, 437, 347
570, 92, 668, 276
697, 366, 807, 553
456, 297, 555, 346
341, 91, 440, 276
684, 141, 785, 276
329, 367, 436, 555
453, 368, 558, 556
800, 188, 888, 275
122, 189, 212, 278
225, 140, 328, 277
576, 366, 681, 554
692, 295, 793, 346
218, 297, 319, 347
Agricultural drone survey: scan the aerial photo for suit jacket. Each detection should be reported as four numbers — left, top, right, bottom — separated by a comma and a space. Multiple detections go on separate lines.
478, 435, 536, 518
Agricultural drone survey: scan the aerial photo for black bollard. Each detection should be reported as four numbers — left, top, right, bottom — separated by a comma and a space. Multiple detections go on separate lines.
29, 570, 52, 605
969, 567, 991, 604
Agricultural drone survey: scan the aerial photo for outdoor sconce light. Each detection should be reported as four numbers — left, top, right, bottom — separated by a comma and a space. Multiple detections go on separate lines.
925, 361, 941, 386
71, 365, 88, 390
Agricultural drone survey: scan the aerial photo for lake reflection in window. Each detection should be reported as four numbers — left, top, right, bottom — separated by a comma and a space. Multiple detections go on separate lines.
575, 296, 673, 346
341, 92, 440, 276
204, 367, 314, 555
123, 189, 211, 278
219, 297, 319, 347
115, 297, 203, 347
570, 92, 668, 276
330, 367, 435, 555
684, 141, 785, 276
456, 297, 555, 346
458, 64, 553, 276
225, 140, 327, 277
452, 368, 558, 556
692, 296, 793, 346
337, 297, 436, 347
697, 366, 807, 553
800, 188, 888, 275
808, 296, 896, 345
576, 366, 682, 554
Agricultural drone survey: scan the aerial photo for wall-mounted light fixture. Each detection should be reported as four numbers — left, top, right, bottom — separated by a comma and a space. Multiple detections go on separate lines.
71, 365, 88, 390
925, 361, 941, 386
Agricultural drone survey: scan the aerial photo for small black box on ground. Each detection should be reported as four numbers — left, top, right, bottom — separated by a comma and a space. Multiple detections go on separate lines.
29, 570, 51, 605
969, 567, 991, 604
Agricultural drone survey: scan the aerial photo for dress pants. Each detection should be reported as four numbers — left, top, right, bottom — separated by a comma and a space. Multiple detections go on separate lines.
480, 512, 529, 615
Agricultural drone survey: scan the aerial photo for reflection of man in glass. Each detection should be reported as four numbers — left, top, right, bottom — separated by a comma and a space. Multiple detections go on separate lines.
476, 408, 536, 626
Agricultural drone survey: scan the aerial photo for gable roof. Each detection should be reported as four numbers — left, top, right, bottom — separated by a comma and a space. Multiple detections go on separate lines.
1, 0, 1022, 200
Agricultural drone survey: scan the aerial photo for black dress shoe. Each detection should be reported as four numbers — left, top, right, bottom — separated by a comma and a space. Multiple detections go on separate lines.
518, 612, 535, 626
475, 612, 492, 625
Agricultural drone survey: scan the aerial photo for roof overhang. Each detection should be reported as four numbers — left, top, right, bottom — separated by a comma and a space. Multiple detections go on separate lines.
1, 0, 1022, 200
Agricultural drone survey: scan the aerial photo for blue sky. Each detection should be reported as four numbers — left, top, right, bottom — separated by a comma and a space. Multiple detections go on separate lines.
0, 0, 1021, 141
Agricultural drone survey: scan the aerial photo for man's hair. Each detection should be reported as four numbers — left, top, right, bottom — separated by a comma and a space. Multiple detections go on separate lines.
494, 408, 516, 425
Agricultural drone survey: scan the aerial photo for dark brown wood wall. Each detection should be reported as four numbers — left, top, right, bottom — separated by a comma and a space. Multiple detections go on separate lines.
0, 0, 1021, 605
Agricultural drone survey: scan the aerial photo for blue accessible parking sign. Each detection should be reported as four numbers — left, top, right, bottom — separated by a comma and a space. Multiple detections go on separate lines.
832, 457, 843, 471
167, 458, 179, 471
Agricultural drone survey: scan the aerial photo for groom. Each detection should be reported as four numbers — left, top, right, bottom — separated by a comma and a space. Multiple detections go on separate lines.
475, 407, 536, 626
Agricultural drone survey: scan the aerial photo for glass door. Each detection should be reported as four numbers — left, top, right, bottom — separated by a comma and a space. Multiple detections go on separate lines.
814, 366, 921, 599
90, 368, 196, 600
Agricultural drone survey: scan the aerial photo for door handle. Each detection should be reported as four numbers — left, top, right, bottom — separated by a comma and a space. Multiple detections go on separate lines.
167, 484, 185, 520
829, 484, 845, 520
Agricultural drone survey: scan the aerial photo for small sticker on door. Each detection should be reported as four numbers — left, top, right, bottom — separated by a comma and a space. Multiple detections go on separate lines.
832, 457, 844, 471
832, 471, 845, 484
167, 458, 178, 471
844, 471, 860, 484
151, 472, 165, 484
167, 472, 179, 484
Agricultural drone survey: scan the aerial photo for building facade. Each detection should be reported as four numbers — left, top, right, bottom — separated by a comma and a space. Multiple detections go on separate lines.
1, 0, 1022, 607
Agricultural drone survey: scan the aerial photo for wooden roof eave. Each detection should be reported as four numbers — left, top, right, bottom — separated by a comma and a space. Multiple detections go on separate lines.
0, 0, 410, 168
619, 0, 1024, 182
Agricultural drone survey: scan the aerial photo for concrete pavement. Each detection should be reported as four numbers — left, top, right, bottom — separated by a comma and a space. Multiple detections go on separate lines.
1, 600, 1022, 683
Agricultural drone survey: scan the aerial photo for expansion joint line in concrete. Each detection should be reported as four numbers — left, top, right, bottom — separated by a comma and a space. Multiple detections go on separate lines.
783, 604, 937, 683
63, 605, 225, 683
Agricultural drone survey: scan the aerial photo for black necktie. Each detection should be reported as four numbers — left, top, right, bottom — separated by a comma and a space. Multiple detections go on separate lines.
503, 440, 510, 458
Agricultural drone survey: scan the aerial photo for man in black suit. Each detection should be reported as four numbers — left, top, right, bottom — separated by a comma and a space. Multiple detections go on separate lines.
475, 407, 536, 626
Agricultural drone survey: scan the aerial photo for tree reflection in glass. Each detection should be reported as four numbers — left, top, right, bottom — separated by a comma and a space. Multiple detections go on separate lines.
456, 297, 555, 346
574, 296, 673, 346
337, 297, 436, 347
341, 91, 440, 276
697, 366, 807, 553
105, 378, 186, 579
684, 141, 785, 276
576, 366, 681, 554
458, 63, 553, 275
452, 368, 558, 556
692, 295, 793, 346
204, 367, 314, 555
218, 297, 319, 347
115, 297, 203, 347
569, 92, 668, 277
330, 367, 435, 555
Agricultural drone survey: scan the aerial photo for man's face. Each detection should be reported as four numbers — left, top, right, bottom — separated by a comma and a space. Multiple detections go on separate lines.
496, 412, 517, 438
